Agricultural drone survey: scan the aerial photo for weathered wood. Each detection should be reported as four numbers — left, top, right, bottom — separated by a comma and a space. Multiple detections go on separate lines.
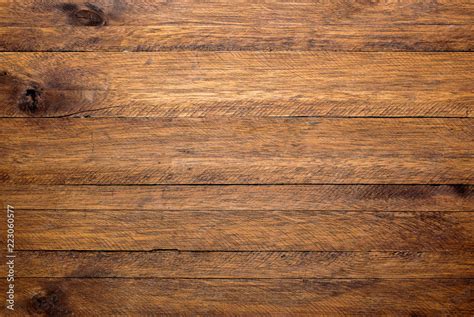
2, 185, 472, 211
2, 25, 473, 52
5, 278, 473, 315
1, 1, 472, 314
9, 251, 474, 279
1, 53, 472, 117
3, 0, 472, 26
0, 1, 473, 51
6, 210, 472, 251
0, 118, 472, 185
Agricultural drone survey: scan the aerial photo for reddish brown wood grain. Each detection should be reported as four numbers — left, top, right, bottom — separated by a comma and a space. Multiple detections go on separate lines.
1, 52, 472, 117
1, 1, 473, 315
0, 118, 472, 185
3, 0, 472, 27
2, 25, 472, 52
0, 0, 473, 51
3, 278, 472, 315
7, 210, 472, 251
1, 185, 472, 211
10, 250, 473, 279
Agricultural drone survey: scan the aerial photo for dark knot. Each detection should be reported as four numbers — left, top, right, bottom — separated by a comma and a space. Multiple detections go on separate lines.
73, 9, 106, 26
18, 86, 43, 114
59, 3, 107, 26
29, 288, 72, 316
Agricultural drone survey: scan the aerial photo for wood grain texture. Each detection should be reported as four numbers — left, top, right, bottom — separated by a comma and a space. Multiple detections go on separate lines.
0, 1, 473, 52
3, 278, 472, 315
2, 185, 472, 211
6, 210, 472, 251
1, 118, 472, 185
2, 25, 473, 52
1, 52, 472, 118
3, 0, 472, 26
1, 1, 473, 314
10, 251, 474, 279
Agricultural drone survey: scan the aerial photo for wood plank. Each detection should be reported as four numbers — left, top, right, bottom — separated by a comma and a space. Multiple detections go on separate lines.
0, 1, 472, 52
4, 278, 472, 315
1, 52, 472, 118
0, 118, 472, 185
2, 185, 472, 211
10, 251, 474, 279
3, 0, 472, 27
5, 210, 472, 251
2, 25, 472, 52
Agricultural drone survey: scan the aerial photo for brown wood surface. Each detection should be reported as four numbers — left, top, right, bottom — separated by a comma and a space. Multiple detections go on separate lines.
3, 0, 472, 26
2, 278, 472, 315
0, 52, 472, 118
4, 210, 472, 251
1, 1, 473, 315
1, 118, 472, 185
2, 184, 472, 211
10, 251, 474, 279
0, 1, 473, 52
2, 25, 473, 52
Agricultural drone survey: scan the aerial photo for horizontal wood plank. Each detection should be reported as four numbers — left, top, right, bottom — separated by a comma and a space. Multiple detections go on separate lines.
0, 1, 473, 51
4, 278, 472, 315
4, 210, 472, 251
2, 25, 473, 52
0, 118, 472, 185
3, 0, 472, 27
2, 185, 472, 211
1, 2, 472, 313
1, 52, 472, 117
9, 251, 473, 279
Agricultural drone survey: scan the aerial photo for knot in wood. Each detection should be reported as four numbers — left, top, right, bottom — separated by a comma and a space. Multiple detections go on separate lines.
73, 9, 106, 26
29, 289, 71, 316
18, 86, 43, 114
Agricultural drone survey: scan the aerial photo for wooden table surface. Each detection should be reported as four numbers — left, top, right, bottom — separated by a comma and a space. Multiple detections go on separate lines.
0, 1, 473, 315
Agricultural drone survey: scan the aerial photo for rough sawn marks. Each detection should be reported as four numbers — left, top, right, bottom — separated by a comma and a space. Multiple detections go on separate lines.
1, 1, 473, 315
0, 0, 473, 51
0, 52, 472, 117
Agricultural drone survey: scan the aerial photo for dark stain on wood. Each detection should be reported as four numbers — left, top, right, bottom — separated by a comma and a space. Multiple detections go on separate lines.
357, 185, 431, 200
18, 85, 43, 114
28, 286, 72, 316
0, 71, 46, 115
59, 3, 107, 27
58, 3, 78, 13
451, 184, 471, 198
0, 65, 111, 117
0, 172, 10, 182
69, 262, 112, 278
